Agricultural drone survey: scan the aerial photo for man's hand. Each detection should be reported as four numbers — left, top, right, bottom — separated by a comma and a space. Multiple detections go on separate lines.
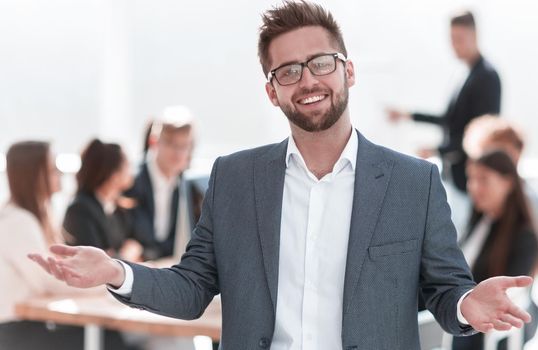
28, 244, 126, 289
386, 108, 411, 123
461, 276, 533, 333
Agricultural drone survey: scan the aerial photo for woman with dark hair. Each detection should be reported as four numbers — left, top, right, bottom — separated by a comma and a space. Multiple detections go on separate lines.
63, 139, 142, 261
0, 141, 97, 349
453, 150, 537, 350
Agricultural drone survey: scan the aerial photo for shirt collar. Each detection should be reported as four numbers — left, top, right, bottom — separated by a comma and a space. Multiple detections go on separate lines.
285, 128, 358, 173
147, 151, 178, 189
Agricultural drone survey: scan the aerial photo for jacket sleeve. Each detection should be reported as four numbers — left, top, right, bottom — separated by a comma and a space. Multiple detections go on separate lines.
419, 164, 477, 335
412, 112, 444, 125
110, 158, 221, 320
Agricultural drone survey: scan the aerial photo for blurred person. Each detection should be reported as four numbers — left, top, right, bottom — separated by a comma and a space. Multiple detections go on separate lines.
126, 106, 194, 260
387, 11, 501, 194
463, 115, 538, 223
454, 150, 538, 350
63, 139, 143, 262
29, 3, 534, 349
0, 141, 130, 350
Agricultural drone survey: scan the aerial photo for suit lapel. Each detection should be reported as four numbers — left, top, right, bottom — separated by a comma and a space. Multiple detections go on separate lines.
343, 132, 394, 312
253, 139, 288, 314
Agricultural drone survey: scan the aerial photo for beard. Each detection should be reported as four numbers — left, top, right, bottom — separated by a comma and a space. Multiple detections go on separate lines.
280, 83, 349, 133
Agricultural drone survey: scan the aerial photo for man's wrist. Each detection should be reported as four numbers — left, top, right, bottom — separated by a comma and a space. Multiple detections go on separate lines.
108, 259, 126, 288
457, 289, 473, 325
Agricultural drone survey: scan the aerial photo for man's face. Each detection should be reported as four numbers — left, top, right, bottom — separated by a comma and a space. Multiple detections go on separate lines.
155, 129, 193, 176
265, 26, 355, 133
450, 25, 477, 61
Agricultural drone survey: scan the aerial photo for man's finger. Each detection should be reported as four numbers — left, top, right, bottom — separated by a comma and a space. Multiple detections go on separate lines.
492, 319, 512, 331
507, 303, 532, 323
50, 244, 78, 257
500, 314, 524, 328
48, 257, 65, 281
28, 254, 51, 274
496, 275, 533, 290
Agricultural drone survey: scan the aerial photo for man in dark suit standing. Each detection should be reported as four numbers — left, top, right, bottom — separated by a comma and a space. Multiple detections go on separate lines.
388, 11, 501, 194
126, 106, 194, 260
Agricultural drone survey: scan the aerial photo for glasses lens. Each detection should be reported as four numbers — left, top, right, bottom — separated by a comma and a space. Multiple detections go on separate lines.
275, 64, 302, 85
308, 54, 336, 76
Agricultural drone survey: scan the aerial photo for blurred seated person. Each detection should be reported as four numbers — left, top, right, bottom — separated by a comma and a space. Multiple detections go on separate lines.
126, 106, 195, 260
63, 139, 143, 262
464, 114, 538, 223
452, 150, 538, 350
0, 141, 127, 349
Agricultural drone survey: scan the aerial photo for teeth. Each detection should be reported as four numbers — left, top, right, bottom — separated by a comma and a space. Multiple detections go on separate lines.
300, 95, 325, 104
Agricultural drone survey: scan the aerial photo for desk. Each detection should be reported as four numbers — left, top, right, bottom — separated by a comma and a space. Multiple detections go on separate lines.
15, 292, 221, 350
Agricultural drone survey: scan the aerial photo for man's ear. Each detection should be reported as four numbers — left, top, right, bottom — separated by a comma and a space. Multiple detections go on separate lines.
265, 82, 280, 106
345, 60, 356, 88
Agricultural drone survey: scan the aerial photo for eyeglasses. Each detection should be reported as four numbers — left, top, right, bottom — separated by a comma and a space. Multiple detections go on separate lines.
267, 52, 347, 86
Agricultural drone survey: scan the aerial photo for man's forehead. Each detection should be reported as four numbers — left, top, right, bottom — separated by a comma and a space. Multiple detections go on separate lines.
267, 26, 337, 67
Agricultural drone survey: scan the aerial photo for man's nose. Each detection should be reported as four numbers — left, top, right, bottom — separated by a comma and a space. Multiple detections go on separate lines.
298, 66, 320, 88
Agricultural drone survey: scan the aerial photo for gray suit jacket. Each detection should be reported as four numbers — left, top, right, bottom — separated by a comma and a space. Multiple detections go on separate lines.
113, 131, 476, 350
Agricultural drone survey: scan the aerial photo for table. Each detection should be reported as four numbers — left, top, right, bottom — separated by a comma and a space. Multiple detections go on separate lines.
15, 291, 221, 350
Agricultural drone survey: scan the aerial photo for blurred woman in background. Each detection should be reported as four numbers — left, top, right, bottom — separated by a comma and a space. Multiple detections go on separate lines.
453, 150, 537, 350
63, 139, 143, 262
0, 141, 93, 349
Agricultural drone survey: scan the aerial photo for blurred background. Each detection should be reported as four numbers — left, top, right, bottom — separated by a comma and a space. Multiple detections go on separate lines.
1, 0, 537, 205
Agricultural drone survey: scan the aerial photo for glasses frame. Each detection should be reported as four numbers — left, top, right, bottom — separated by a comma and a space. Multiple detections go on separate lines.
267, 52, 347, 86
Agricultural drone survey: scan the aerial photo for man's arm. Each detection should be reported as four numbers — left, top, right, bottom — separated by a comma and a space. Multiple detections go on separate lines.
29, 158, 222, 320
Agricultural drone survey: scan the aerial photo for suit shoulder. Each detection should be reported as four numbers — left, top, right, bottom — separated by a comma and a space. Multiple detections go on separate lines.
374, 142, 434, 173
217, 141, 286, 167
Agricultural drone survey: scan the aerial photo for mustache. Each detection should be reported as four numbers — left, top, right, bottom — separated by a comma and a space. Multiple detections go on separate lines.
292, 87, 331, 101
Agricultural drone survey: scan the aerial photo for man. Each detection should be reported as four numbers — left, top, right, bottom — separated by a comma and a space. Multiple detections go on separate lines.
388, 11, 501, 194
126, 106, 195, 260
30, 2, 531, 349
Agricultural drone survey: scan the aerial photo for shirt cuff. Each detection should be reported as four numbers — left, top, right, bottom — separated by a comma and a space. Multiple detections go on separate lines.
457, 289, 473, 325
106, 260, 134, 296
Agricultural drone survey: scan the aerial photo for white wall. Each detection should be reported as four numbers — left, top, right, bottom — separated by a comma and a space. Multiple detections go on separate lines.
0, 0, 537, 174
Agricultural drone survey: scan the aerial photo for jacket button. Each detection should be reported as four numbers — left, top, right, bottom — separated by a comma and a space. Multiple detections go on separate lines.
258, 337, 270, 348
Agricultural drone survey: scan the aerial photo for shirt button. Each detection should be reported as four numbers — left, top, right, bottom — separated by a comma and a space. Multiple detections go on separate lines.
258, 337, 270, 348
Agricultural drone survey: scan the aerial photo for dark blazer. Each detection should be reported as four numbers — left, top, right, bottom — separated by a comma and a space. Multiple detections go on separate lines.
466, 219, 537, 284
125, 164, 208, 260
124, 164, 179, 260
413, 55, 501, 192
112, 131, 477, 350
63, 192, 133, 254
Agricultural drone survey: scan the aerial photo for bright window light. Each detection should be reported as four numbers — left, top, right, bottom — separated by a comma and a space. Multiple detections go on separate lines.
56, 153, 81, 174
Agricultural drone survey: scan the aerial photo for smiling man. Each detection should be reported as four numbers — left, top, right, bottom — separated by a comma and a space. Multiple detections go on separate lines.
29, 2, 532, 349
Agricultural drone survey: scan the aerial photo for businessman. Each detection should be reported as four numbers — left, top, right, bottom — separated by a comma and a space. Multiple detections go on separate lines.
388, 11, 501, 194
30, 2, 531, 349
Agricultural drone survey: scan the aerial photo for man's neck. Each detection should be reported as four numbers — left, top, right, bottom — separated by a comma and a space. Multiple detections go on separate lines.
291, 115, 353, 179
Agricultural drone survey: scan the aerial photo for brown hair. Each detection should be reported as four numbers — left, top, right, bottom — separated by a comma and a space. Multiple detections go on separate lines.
451, 11, 476, 29
76, 139, 125, 194
6, 141, 60, 244
469, 150, 534, 276
258, 0, 347, 76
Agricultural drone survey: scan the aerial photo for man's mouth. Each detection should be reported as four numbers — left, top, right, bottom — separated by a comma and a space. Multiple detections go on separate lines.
297, 94, 328, 105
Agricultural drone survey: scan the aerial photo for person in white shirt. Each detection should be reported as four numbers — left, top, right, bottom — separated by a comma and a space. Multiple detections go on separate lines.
29, 2, 534, 349
0, 141, 125, 349
126, 107, 195, 260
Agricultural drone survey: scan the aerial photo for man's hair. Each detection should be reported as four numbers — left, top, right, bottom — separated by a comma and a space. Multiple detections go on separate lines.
464, 115, 525, 157
450, 10, 476, 29
258, 0, 347, 77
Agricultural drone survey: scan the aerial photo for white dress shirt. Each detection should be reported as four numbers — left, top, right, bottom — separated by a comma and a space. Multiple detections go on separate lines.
147, 153, 180, 242
271, 131, 357, 350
